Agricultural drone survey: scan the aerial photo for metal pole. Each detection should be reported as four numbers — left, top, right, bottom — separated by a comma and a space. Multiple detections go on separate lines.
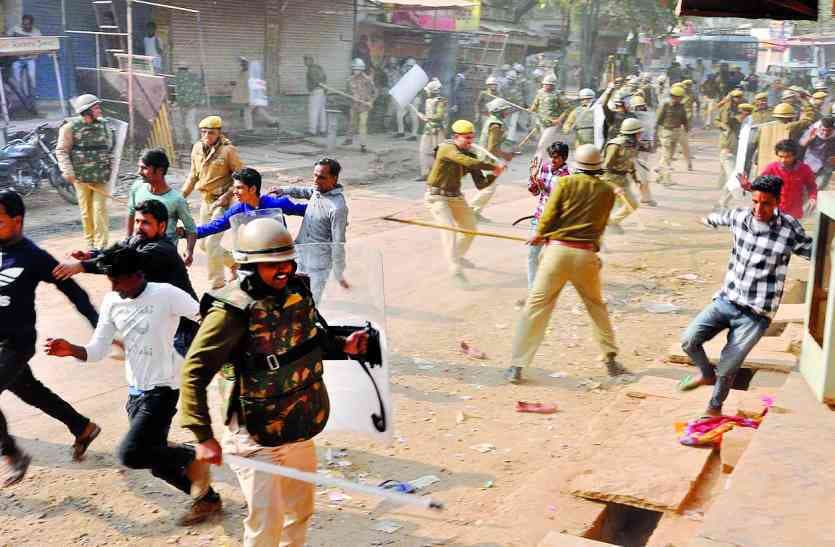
52, 54, 68, 116
128, 0, 135, 154
0, 67, 9, 124
95, 34, 102, 98
196, 11, 211, 109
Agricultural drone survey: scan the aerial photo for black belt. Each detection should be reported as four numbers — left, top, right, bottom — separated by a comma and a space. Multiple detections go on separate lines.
427, 187, 462, 198
608, 170, 629, 176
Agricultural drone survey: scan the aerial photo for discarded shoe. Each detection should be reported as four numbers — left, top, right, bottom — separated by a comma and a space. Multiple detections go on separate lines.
515, 401, 557, 414
460, 340, 486, 360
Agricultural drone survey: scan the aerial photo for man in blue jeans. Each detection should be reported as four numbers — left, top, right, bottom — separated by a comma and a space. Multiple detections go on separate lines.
680, 175, 813, 415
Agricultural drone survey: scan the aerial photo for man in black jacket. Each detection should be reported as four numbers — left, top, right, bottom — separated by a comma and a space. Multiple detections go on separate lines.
54, 199, 199, 356
0, 190, 101, 487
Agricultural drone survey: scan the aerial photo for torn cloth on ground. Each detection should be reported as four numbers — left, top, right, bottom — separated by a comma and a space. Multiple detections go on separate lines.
676, 414, 763, 447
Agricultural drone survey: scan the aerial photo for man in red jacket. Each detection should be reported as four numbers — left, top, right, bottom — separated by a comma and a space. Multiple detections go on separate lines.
759, 139, 817, 219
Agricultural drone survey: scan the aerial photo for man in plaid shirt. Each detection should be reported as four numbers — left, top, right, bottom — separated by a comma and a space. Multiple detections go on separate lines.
526, 141, 571, 289
679, 175, 813, 415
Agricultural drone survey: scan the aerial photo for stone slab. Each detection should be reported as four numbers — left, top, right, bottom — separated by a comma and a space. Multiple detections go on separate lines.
667, 336, 797, 373
719, 427, 755, 472
691, 373, 835, 547
538, 532, 621, 547
748, 369, 789, 388
771, 303, 806, 324
567, 376, 749, 512
780, 322, 805, 356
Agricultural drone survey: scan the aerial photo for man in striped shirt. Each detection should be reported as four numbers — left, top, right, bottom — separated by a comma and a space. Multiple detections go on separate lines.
680, 175, 813, 415
526, 141, 570, 290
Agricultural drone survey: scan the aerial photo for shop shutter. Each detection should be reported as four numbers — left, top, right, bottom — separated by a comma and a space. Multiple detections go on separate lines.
277, 1, 353, 95
169, 0, 266, 98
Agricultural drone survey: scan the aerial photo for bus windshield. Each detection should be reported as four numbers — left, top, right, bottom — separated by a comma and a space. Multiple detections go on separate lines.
678, 38, 757, 64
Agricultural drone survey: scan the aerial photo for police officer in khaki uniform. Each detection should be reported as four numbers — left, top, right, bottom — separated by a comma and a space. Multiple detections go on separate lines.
530, 73, 568, 159
344, 58, 377, 153
604, 118, 643, 233
656, 84, 691, 185
417, 79, 447, 181
562, 88, 597, 146
472, 98, 515, 219
181, 115, 243, 289
475, 76, 499, 131
716, 103, 754, 210
180, 213, 369, 547
55, 94, 113, 250
425, 120, 505, 284
751, 92, 771, 125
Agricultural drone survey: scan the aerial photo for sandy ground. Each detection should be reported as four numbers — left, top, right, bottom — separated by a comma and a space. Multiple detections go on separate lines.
0, 129, 812, 546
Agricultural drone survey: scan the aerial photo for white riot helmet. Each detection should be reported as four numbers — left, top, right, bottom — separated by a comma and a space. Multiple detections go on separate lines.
73, 93, 102, 115
501, 63, 511, 72
532, 68, 544, 79
405, 58, 417, 68
425, 78, 442, 94
351, 58, 366, 71
657, 74, 668, 84
486, 76, 498, 86
542, 74, 557, 86
578, 88, 596, 100
506, 69, 518, 80
487, 97, 512, 114
512, 63, 525, 73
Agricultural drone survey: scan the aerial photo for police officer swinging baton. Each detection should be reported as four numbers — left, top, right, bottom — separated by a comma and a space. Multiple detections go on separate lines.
223, 455, 444, 511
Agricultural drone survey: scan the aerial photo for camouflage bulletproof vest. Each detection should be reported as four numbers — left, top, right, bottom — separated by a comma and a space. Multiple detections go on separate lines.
424, 96, 447, 134
211, 278, 330, 447
534, 91, 563, 126
575, 106, 596, 143
68, 117, 112, 183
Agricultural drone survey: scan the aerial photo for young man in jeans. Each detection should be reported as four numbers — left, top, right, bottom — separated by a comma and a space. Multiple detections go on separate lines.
0, 190, 101, 487
680, 175, 813, 415
45, 245, 222, 525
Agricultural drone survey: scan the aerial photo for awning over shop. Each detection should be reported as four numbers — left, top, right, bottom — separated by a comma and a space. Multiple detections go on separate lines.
374, 0, 477, 6
676, 0, 818, 21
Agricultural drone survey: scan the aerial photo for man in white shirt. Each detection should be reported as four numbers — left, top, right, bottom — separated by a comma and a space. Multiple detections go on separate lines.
8, 15, 42, 100
44, 244, 221, 526
143, 21, 163, 73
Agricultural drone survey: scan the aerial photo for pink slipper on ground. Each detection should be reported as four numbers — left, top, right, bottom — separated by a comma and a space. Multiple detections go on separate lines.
460, 340, 487, 360
515, 401, 558, 414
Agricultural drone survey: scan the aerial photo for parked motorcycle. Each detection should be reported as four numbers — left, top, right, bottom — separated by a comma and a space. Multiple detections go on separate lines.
0, 123, 77, 204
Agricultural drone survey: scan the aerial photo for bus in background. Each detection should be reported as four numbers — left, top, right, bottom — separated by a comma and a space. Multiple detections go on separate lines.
675, 33, 759, 75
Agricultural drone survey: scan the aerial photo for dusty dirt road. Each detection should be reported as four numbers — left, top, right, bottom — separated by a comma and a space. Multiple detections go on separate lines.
0, 130, 810, 546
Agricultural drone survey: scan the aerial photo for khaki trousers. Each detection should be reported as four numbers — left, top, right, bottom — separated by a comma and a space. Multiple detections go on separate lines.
222, 423, 316, 547
425, 193, 476, 275
717, 150, 736, 208
511, 245, 618, 368
420, 131, 444, 177
470, 181, 497, 215
658, 126, 690, 182
607, 175, 639, 226
703, 97, 717, 126
74, 181, 109, 250
347, 110, 369, 146
199, 198, 230, 289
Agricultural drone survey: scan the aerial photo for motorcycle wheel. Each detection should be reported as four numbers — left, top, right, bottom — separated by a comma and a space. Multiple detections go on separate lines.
47, 166, 78, 204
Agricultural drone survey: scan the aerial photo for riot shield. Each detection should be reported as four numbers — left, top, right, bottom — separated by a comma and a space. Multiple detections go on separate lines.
297, 242, 393, 443
107, 118, 128, 193
389, 64, 429, 109
634, 110, 656, 150
725, 117, 755, 197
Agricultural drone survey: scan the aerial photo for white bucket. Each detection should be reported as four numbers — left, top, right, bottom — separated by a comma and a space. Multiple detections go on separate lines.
389, 65, 429, 108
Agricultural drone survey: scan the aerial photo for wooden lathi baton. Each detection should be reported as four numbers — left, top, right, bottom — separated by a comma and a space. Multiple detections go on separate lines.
383, 215, 527, 242
224, 455, 443, 511
76, 181, 129, 204
319, 83, 374, 108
